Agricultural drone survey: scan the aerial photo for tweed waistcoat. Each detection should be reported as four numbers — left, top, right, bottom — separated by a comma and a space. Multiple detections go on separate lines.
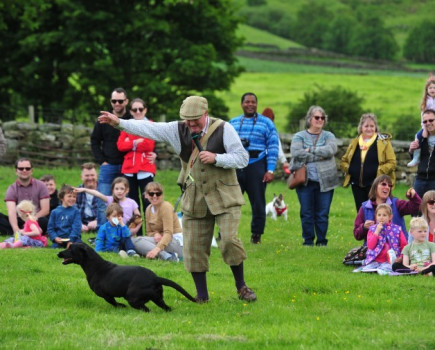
178, 119, 245, 218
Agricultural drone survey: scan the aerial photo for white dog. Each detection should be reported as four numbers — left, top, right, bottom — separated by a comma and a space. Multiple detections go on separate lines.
266, 194, 288, 221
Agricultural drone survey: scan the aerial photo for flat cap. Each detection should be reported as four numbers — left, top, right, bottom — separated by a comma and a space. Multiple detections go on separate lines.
179, 96, 208, 120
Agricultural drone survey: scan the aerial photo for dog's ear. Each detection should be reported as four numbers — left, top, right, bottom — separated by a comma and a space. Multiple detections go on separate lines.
279, 194, 283, 200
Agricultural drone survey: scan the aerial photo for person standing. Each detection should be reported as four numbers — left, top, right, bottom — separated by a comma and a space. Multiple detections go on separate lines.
117, 98, 156, 227
91, 88, 132, 228
409, 109, 435, 199
98, 95, 257, 303
290, 106, 339, 246
340, 113, 396, 212
229, 93, 279, 244
4, 158, 50, 234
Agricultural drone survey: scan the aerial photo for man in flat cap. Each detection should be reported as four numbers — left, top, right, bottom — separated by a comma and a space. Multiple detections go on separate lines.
98, 96, 257, 303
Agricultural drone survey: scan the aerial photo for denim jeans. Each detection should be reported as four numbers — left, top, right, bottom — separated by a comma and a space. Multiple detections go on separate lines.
96, 164, 122, 228
414, 177, 435, 200
296, 180, 334, 246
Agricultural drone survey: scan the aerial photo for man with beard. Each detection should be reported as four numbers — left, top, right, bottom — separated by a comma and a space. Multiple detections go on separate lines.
91, 88, 132, 227
230, 93, 279, 244
75, 162, 99, 232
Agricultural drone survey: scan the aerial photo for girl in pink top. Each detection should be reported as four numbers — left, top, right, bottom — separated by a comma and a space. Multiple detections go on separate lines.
0, 200, 47, 248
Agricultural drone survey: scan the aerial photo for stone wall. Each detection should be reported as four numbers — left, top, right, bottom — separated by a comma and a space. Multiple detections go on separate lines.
0, 121, 416, 185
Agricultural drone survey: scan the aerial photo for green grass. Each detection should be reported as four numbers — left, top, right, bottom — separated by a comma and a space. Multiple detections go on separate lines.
237, 24, 303, 50
1, 167, 434, 349
218, 67, 428, 132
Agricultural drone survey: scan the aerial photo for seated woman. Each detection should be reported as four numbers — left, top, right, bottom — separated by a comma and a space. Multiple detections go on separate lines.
132, 182, 182, 262
353, 175, 421, 242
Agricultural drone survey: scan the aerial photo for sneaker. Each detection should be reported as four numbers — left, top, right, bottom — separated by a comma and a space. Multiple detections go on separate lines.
127, 249, 139, 257
118, 250, 128, 258
167, 252, 179, 263
250, 234, 261, 244
237, 285, 257, 302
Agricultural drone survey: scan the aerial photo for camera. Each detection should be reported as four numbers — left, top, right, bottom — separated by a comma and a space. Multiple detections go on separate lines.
240, 138, 250, 148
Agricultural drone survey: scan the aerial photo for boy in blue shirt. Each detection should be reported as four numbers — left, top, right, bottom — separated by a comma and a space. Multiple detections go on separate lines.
48, 184, 82, 248
96, 203, 138, 257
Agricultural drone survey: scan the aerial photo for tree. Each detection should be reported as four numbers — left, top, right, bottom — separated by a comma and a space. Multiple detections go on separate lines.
286, 85, 364, 138
403, 20, 435, 63
291, 2, 333, 48
347, 10, 398, 60
0, 0, 243, 122
322, 13, 355, 54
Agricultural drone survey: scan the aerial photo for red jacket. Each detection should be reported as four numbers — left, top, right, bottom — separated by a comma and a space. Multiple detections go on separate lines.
117, 131, 156, 175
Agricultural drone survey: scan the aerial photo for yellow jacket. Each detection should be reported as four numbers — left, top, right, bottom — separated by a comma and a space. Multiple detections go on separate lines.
339, 133, 396, 188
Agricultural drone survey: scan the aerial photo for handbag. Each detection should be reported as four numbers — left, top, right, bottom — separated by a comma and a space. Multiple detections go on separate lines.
287, 165, 307, 189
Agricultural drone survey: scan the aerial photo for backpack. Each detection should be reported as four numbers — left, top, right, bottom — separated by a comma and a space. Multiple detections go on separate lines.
343, 245, 367, 265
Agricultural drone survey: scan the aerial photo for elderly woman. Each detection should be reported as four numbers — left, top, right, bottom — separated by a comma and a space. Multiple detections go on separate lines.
340, 113, 396, 212
290, 105, 339, 246
354, 175, 421, 242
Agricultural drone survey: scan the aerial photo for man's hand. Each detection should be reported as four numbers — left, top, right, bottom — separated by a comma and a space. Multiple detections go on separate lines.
199, 151, 217, 164
409, 140, 419, 152
263, 172, 274, 183
98, 111, 120, 126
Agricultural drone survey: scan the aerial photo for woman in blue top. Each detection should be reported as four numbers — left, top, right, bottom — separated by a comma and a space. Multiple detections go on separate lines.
290, 106, 339, 246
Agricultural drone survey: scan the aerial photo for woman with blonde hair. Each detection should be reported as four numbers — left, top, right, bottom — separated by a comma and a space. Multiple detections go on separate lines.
340, 113, 396, 211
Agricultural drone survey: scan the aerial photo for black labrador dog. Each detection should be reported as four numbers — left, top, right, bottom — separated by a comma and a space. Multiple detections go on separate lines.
58, 242, 196, 312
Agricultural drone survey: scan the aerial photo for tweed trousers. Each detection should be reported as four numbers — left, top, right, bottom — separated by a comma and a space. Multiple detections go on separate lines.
182, 206, 247, 272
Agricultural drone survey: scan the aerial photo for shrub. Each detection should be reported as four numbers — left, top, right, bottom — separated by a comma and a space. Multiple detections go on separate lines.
286, 85, 364, 138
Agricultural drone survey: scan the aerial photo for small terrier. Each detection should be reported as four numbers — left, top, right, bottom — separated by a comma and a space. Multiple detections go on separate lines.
266, 194, 288, 221
127, 214, 143, 230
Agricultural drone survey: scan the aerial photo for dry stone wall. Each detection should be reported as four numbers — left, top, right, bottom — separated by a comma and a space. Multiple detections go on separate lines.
0, 121, 416, 185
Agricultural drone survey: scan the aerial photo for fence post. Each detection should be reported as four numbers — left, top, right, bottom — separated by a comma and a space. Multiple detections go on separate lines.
28, 105, 35, 123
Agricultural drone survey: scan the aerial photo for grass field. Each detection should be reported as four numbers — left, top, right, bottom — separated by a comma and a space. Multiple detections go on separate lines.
0, 166, 434, 349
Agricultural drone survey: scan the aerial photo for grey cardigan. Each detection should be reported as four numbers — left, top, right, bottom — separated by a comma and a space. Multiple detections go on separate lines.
290, 130, 339, 192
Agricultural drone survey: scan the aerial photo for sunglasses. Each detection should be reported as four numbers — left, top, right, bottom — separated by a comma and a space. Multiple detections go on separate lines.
111, 99, 125, 104
131, 108, 144, 113
423, 119, 435, 124
148, 191, 162, 197
427, 200, 435, 205
314, 116, 326, 121
16, 167, 32, 171
380, 182, 393, 188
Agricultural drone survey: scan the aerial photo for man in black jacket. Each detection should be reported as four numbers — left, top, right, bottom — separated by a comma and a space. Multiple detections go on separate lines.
410, 109, 435, 198
90, 87, 132, 227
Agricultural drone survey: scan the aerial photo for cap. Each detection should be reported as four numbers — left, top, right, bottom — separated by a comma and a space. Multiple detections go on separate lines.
179, 96, 208, 120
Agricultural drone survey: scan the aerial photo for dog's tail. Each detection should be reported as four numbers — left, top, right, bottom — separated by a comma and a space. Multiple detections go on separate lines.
157, 277, 197, 303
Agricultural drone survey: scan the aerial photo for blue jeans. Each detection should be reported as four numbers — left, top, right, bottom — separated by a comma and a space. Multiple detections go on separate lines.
96, 164, 122, 228
296, 180, 334, 246
414, 177, 435, 200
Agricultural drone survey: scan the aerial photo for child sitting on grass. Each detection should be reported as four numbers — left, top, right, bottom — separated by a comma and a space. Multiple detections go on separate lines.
95, 203, 139, 258
355, 203, 407, 274
0, 200, 47, 248
48, 184, 82, 248
392, 217, 435, 275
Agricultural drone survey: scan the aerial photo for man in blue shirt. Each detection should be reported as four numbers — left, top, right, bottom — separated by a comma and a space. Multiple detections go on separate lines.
230, 93, 279, 244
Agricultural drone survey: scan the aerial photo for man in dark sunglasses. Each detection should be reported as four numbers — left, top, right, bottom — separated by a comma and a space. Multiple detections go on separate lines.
90, 87, 132, 229
409, 109, 435, 198
98, 95, 257, 304
1, 158, 50, 235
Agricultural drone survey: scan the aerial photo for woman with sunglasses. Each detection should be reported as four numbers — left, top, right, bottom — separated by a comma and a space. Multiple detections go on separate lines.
340, 113, 396, 212
353, 175, 421, 242
408, 190, 435, 243
117, 98, 156, 234
131, 182, 182, 262
290, 105, 339, 246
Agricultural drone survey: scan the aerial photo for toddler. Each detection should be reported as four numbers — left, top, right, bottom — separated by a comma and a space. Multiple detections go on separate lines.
392, 217, 435, 275
0, 200, 47, 248
48, 184, 82, 248
356, 204, 407, 274
408, 75, 435, 167
40, 174, 60, 212
95, 203, 139, 257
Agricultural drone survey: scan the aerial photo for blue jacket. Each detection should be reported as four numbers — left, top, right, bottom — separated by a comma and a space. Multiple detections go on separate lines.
95, 222, 131, 252
48, 205, 82, 245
